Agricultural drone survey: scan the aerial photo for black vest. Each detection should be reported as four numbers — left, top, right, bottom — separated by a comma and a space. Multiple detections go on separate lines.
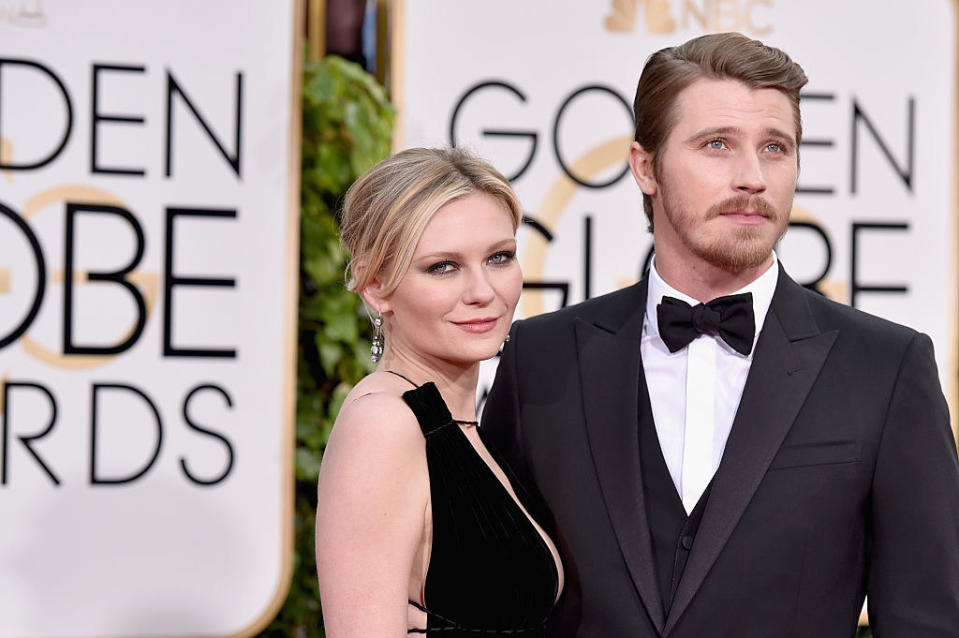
638, 389, 712, 616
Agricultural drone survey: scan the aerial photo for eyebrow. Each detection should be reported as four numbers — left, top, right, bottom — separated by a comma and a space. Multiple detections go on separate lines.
685, 126, 796, 145
416, 238, 517, 262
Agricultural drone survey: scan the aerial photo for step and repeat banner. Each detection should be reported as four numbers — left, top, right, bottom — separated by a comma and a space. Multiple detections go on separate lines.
392, 0, 959, 427
0, 2, 300, 637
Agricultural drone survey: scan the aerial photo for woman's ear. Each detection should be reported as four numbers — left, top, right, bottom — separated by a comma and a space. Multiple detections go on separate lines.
360, 285, 391, 315
355, 262, 391, 314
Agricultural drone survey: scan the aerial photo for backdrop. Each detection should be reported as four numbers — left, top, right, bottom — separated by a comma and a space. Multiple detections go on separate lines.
0, 1, 301, 636
390, 0, 959, 431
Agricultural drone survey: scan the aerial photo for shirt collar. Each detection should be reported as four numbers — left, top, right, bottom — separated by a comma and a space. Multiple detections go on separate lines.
644, 252, 779, 349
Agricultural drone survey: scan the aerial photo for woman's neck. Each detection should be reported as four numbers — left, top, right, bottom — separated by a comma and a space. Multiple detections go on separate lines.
377, 350, 480, 421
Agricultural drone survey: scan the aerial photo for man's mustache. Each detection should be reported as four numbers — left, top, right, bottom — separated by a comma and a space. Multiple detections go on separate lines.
706, 195, 780, 220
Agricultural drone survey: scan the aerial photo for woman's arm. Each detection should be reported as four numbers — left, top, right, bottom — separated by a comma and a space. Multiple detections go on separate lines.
316, 392, 429, 637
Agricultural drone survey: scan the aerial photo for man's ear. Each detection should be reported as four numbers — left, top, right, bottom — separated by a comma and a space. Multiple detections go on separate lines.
629, 141, 658, 197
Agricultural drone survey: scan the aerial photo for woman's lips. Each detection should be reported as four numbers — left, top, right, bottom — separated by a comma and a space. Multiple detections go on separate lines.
452, 317, 499, 333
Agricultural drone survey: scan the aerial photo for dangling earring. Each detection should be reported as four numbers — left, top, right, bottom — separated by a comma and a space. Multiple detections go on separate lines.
370, 314, 384, 363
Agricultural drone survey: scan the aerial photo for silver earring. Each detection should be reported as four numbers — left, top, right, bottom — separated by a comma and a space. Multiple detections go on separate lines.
370, 314, 384, 363
504, 334, 511, 343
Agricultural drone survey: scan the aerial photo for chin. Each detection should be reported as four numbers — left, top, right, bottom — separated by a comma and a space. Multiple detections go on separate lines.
690, 232, 777, 272
449, 337, 505, 365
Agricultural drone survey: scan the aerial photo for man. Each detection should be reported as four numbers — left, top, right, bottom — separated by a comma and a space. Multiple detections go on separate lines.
482, 32, 959, 637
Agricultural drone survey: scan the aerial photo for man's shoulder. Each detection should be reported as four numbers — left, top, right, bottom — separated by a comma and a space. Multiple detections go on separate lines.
793, 282, 920, 347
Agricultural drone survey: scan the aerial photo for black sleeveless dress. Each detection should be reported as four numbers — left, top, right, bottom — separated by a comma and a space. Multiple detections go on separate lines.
399, 380, 560, 636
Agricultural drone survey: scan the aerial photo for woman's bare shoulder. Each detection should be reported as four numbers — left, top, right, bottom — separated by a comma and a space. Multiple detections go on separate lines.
315, 381, 429, 636
323, 377, 425, 472
340, 392, 419, 439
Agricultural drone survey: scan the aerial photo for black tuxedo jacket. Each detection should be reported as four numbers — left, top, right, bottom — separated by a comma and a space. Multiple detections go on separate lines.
482, 267, 959, 637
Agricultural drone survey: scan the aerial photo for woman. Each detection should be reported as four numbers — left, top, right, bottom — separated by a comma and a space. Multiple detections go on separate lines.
315, 148, 564, 637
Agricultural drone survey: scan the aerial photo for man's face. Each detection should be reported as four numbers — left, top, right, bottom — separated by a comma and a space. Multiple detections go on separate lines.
632, 78, 798, 274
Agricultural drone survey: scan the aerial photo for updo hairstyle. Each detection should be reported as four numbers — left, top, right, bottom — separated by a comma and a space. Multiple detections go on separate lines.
339, 147, 522, 298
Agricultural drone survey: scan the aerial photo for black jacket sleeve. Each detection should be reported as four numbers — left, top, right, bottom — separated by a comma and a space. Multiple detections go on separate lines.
868, 332, 959, 636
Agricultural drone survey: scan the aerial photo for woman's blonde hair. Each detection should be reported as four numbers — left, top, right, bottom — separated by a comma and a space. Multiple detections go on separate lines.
340, 147, 522, 297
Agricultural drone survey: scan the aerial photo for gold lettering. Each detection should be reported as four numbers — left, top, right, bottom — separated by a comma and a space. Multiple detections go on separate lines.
715, 0, 744, 31
604, 0, 639, 33
646, 0, 677, 34
745, 0, 774, 35
1, 137, 12, 183
682, 0, 711, 31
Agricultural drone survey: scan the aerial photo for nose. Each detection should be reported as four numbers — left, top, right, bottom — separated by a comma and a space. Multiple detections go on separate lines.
463, 268, 495, 306
733, 151, 766, 195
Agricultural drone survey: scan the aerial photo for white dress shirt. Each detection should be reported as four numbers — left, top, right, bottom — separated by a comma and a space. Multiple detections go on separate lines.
641, 255, 779, 513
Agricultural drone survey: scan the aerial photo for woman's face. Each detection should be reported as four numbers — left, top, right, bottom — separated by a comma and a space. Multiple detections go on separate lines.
378, 192, 521, 367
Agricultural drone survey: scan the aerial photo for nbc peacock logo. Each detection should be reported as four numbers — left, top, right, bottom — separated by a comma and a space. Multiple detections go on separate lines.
604, 0, 774, 36
0, 0, 46, 27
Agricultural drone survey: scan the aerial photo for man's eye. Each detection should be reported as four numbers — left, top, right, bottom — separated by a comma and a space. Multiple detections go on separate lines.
766, 143, 783, 153
706, 139, 726, 150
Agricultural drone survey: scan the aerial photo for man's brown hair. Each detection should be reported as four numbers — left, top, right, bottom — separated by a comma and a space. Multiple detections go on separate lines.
633, 32, 808, 229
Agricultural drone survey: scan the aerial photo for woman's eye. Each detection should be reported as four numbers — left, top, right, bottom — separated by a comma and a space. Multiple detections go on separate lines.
427, 261, 456, 275
488, 250, 515, 265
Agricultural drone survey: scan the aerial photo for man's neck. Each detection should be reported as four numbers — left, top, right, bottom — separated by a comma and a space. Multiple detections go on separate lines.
653, 250, 775, 303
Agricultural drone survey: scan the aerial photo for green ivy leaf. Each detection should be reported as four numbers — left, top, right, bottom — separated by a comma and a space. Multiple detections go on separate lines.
295, 447, 324, 481
323, 311, 358, 343
329, 382, 353, 421
265, 51, 393, 638
315, 333, 344, 376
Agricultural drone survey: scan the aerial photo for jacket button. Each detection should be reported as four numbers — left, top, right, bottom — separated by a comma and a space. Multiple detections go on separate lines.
681, 535, 694, 550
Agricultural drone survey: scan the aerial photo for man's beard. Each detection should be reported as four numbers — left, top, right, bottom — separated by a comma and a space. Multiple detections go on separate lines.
662, 191, 789, 273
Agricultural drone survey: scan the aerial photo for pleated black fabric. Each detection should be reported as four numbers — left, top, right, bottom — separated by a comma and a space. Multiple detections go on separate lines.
401, 382, 558, 636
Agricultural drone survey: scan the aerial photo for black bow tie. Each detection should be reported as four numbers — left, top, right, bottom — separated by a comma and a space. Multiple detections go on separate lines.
656, 292, 756, 356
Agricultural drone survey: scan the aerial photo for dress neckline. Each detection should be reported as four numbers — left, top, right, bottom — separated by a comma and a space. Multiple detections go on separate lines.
399, 380, 562, 610
386, 369, 419, 388
388, 371, 479, 426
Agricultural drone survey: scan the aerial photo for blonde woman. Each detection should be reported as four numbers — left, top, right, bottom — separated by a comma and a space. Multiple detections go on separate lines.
316, 148, 563, 637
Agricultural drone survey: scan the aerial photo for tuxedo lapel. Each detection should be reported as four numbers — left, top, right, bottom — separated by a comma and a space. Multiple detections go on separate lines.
664, 271, 838, 635
575, 278, 666, 633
